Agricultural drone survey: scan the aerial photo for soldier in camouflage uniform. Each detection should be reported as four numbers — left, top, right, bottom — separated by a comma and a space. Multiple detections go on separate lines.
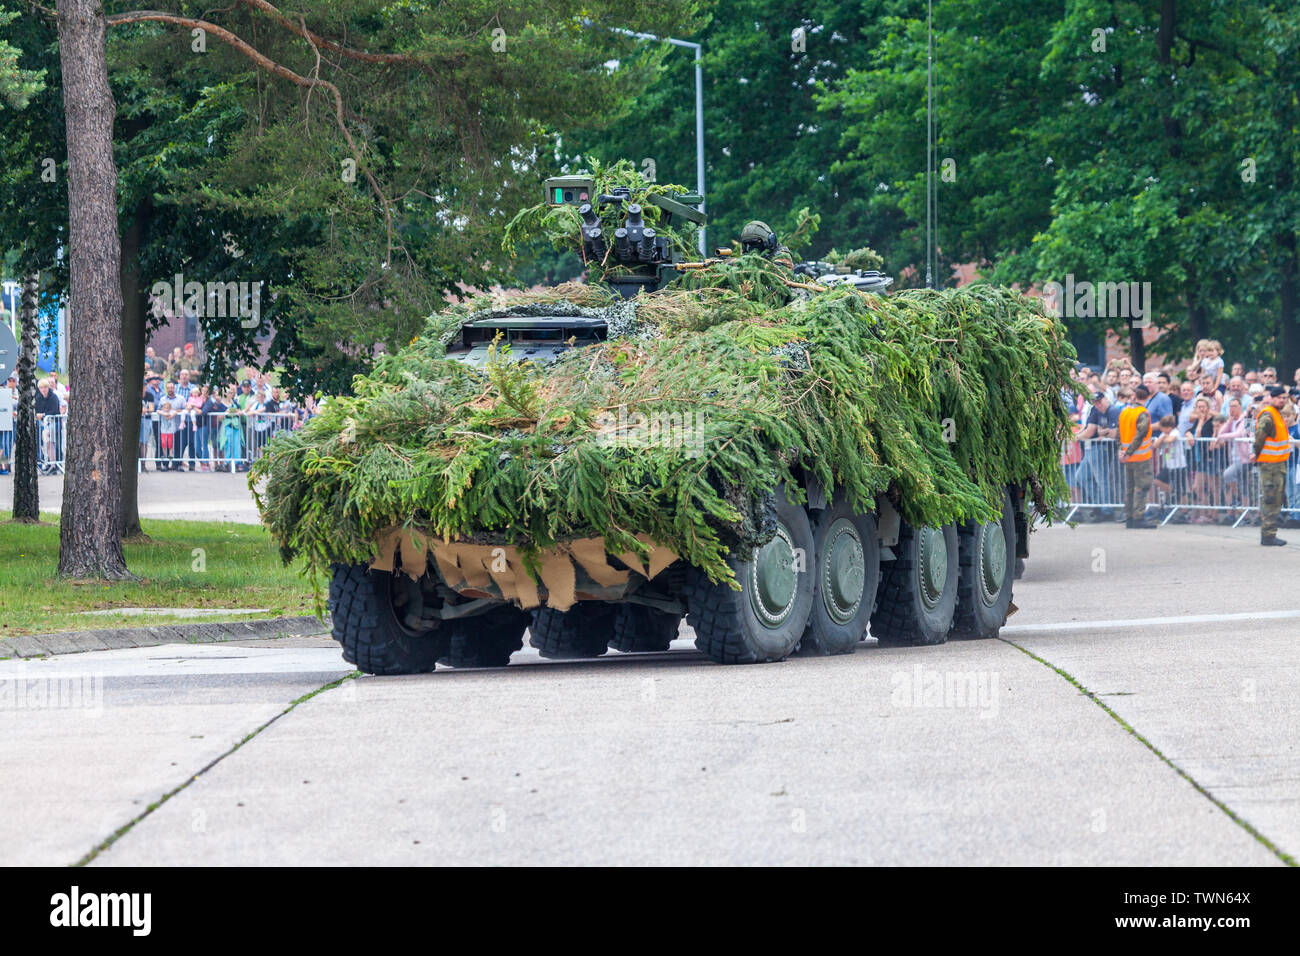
740, 221, 793, 268
1118, 386, 1156, 528
1253, 384, 1292, 546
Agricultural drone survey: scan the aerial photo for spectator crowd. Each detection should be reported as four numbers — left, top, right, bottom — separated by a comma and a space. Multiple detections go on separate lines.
5, 335, 1300, 515
136, 343, 322, 473
1064, 339, 1300, 524
0, 342, 321, 476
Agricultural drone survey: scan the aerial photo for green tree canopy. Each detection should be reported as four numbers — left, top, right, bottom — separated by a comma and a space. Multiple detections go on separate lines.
2, 1, 705, 392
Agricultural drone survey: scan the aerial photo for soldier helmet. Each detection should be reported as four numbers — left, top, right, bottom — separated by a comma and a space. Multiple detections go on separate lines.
740, 220, 778, 254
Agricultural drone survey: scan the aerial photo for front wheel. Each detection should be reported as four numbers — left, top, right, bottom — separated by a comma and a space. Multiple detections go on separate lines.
328, 564, 450, 675
609, 605, 681, 653
870, 521, 958, 646
685, 487, 815, 664
529, 603, 616, 659
439, 607, 530, 667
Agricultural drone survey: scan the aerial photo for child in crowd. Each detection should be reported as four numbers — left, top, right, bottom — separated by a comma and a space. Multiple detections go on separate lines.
1189, 339, 1226, 390
1204, 340, 1226, 389
187, 385, 209, 471
1152, 413, 1187, 515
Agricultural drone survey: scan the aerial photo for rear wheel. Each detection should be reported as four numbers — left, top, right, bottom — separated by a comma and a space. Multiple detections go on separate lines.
609, 605, 681, 653
529, 603, 616, 659
327, 563, 449, 675
439, 607, 530, 667
952, 490, 1017, 640
686, 488, 815, 664
797, 495, 879, 656
870, 522, 958, 646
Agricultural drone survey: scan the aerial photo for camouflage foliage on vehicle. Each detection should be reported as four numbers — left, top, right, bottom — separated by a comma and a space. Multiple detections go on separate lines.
253, 254, 1076, 600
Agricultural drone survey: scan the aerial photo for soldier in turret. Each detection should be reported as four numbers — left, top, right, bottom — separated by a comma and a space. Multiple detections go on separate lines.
740, 221, 793, 268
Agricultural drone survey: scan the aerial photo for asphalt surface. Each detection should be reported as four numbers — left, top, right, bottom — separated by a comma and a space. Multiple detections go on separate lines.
1, 521, 1296, 866
0, 471, 262, 524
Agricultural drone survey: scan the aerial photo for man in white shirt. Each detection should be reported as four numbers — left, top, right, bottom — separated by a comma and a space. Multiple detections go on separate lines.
1223, 375, 1248, 411
0, 375, 14, 474
1176, 380, 1197, 432
1244, 382, 1265, 416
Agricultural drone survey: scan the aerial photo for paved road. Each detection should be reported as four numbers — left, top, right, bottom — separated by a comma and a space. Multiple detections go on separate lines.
1, 522, 1295, 865
0, 471, 262, 524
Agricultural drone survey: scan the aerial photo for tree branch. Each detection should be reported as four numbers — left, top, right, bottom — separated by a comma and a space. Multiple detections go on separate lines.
1174, 29, 1261, 76
106, 9, 395, 262
238, 0, 421, 69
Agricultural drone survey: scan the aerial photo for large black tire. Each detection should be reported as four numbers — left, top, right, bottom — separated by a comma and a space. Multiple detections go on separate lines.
529, 603, 616, 659
439, 608, 530, 667
797, 495, 880, 656
952, 490, 1017, 640
327, 563, 449, 675
869, 521, 958, 646
608, 605, 681, 653
685, 488, 815, 664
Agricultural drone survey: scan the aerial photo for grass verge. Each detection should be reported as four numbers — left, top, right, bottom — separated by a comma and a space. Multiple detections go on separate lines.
1, 511, 315, 637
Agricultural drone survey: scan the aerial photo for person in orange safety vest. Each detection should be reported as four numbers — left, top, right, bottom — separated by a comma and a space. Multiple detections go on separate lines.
1253, 384, 1291, 546
1118, 386, 1156, 529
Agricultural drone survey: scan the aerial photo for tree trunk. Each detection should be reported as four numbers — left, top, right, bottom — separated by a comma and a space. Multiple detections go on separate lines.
1279, 232, 1299, 382
1157, 0, 1198, 367
1128, 323, 1147, 372
1187, 290, 1208, 343
55, 0, 129, 579
1276, 94, 1299, 381
11, 273, 40, 522
119, 200, 149, 539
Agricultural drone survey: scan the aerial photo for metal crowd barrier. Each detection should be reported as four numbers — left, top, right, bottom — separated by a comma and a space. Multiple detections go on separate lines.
1061, 434, 1300, 526
37, 411, 300, 473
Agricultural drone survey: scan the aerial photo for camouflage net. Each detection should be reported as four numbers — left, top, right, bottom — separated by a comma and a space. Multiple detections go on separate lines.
253, 255, 1076, 601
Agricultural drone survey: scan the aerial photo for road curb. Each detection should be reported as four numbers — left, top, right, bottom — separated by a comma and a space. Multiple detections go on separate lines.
0, 615, 330, 659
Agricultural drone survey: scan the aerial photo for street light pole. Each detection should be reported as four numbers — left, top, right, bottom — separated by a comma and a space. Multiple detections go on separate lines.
601, 26, 706, 256
926, 0, 933, 289
693, 41, 705, 256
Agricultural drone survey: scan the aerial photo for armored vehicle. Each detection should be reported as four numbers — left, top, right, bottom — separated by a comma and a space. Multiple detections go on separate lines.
258, 167, 1072, 674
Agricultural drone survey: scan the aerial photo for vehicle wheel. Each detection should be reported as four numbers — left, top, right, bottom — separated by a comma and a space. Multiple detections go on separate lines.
529, 603, 616, 659
869, 521, 958, 646
685, 487, 815, 664
608, 605, 681, 653
952, 490, 1017, 640
439, 607, 530, 667
327, 563, 449, 675
797, 495, 879, 656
